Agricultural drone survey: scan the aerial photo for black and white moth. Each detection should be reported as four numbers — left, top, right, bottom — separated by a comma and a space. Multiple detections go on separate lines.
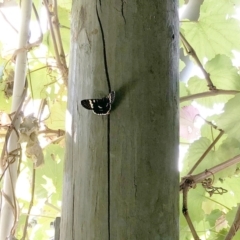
81, 91, 115, 115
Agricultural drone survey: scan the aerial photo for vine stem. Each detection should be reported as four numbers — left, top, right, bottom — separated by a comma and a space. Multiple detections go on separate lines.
180, 89, 240, 103
22, 167, 36, 239
180, 154, 240, 188
187, 130, 224, 175
180, 32, 216, 90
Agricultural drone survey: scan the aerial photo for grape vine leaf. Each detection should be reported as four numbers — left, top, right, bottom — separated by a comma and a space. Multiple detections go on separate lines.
29, 64, 51, 99
187, 54, 240, 108
181, 137, 215, 176
45, 100, 66, 130
205, 209, 222, 228
214, 138, 240, 179
216, 93, 240, 141
0, 91, 11, 112
188, 76, 235, 108
181, 0, 240, 61
187, 186, 206, 223
204, 178, 240, 212
205, 55, 240, 91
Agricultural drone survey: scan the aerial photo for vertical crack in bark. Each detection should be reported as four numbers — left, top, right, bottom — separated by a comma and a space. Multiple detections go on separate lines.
96, 1, 111, 93
96, 2, 113, 239
121, 0, 126, 24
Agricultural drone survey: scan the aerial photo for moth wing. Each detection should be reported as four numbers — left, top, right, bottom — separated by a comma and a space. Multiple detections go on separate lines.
109, 91, 115, 104
81, 99, 94, 110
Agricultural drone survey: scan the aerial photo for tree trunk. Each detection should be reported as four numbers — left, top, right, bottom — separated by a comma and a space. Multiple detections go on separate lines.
60, 0, 179, 239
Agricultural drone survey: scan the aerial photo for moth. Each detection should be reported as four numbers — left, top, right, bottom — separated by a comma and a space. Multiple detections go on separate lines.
81, 91, 115, 115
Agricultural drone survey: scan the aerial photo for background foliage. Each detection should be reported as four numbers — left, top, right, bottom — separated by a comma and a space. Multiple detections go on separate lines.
180, 0, 240, 239
0, 0, 70, 239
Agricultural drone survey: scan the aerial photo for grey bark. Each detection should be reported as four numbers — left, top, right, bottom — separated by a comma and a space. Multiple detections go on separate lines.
60, 0, 179, 240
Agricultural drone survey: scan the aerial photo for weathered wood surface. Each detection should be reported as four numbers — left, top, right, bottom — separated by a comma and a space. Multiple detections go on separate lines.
60, 0, 179, 239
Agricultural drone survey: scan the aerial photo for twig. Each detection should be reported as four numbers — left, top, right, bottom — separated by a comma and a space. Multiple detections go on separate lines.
182, 180, 201, 240
0, 81, 28, 173
11, 5, 42, 63
45, 199, 61, 212
22, 166, 36, 239
52, 0, 68, 72
30, 3, 43, 47
225, 205, 240, 240
187, 130, 224, 175
180, 154, 240, 188
0, 8, 18, 33
43, 0, 68, 86
43, 0, 61, 64
180, 32, 216, 90
180, 89, 240, 103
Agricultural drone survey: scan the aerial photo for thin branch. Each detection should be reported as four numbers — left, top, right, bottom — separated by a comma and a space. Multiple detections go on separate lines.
43, 0, 68, 86
180, 154, 240, 189
225, 205, 240, 240
30, 3, 43, 47
182, 180, 201, 240
187, 130, 224, 175
52, 0, 68, 69
204, 196, 231, 211
0, 8, 18, 33
45, 199, 61, 212
196, 115, 219, 131
21, 213, 56, 219
22, 166, 36, 239
0, 81, 28, 173
180, 32, 216, 90
180, 89, 240, 103
11, 4, 43, 62
43, 0, 61, 64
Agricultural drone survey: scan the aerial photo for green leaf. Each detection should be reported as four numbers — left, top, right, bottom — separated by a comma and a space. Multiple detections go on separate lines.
204, 177, 240, 212
45, 100, 66, 130
181, 0, 240, 61
58, 0, 72, 10
41, 7, 70, 59
214, 138, 240, 178
180, 185, 206, 227
181, 137, 215, 176
184, 54, 240, 108
31, 219, 52, 240
212, 228, 229, 240
58, 7, 71, 55
194, 220, 211, 239
187, 186, 206, 223
37, 144, 64, 205
29, 65, 51, 99
225, 205, 239, 225
205, 209, 222, 228
205, 55, 240, 91
188, 76, 234, 108
0, 90, 11, 112
216, 93, 240, 141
